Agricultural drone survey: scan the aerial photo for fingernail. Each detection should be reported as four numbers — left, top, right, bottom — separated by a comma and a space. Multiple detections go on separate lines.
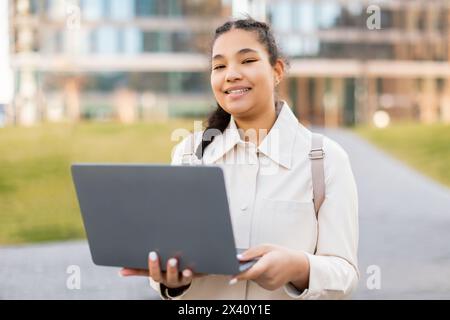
169, 258, 177, 267
229, 278, 238, 285
183, 270, 192, 278
149, 251, 157, 261
118, 270, 124, 277
237, 254, 244, 260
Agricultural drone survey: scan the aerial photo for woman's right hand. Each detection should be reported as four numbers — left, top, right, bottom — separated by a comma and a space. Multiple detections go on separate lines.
119, 251, 199, 289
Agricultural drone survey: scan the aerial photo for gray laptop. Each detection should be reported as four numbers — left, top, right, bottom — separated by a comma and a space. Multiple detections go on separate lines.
71, 164, 258, 275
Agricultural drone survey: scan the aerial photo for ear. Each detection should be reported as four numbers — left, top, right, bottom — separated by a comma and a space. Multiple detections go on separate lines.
273, 58, 285, 85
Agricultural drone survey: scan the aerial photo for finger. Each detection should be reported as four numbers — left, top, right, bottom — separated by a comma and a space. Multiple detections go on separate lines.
234, 259, 267, 282
119, 268, 148, 277
148, 251, 162, 282
179, 269, 193, 286
165, 258, 179, 287
238, 244, 273, 261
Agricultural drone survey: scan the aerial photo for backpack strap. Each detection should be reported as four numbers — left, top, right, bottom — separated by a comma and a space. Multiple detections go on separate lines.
310, 133, 325, 217
181, 133, 196, 165
181, 133, 202, 165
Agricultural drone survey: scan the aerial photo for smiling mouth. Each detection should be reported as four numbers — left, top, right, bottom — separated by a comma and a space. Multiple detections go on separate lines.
225, 88, 251, 94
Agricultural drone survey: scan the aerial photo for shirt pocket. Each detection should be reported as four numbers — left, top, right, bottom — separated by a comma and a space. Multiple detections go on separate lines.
256, 198, 317, 251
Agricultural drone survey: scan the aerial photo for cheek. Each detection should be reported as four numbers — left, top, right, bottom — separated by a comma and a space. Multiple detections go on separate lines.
253, 71, 273, 94
211, 75, 224, 98
247, 65, 273, 88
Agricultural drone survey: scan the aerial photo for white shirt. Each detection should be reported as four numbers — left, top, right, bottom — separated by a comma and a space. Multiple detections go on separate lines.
150, 101, 359, 300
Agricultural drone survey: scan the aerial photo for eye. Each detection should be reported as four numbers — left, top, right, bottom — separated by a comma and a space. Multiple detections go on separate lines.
213, 65, 225, 70
243, 59, 257, 64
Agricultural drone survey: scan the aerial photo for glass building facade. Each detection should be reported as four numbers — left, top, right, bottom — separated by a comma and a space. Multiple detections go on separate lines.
8, 0, 450, 125
267, 0, 450, 126
10, 0, 228, 124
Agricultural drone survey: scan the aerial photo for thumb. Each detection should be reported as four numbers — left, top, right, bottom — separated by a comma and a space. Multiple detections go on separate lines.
238, 244, 273, 261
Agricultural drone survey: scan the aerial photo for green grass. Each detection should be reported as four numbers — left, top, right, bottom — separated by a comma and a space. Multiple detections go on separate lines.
0, 120, 198, 245
354, 122, 450, 188
2, 120, 448, 245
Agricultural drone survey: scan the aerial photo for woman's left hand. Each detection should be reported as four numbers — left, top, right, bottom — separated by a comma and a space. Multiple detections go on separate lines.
231, 244, 310, 291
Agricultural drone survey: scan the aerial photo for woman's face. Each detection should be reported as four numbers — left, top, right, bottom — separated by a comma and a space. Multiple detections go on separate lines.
210, 28, 283, 118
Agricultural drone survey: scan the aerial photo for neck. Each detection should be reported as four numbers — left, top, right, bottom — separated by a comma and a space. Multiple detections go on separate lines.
233, 102, 277, 146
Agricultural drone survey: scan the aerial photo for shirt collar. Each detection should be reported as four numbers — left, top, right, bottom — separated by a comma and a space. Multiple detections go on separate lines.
203, 101, 298, 169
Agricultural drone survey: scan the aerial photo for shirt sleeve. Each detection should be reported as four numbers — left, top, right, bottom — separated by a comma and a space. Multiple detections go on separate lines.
284, 137, 360, 300
148, 132, 199, 299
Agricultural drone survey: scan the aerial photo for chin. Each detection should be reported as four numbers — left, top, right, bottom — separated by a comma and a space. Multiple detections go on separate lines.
223, 100, 254, 116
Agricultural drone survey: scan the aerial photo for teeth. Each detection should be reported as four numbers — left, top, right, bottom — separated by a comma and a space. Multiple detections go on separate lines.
227, 88, 250, 94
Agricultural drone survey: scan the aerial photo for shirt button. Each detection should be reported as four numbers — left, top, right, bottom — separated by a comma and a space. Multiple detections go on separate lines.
240, 204, 248, 211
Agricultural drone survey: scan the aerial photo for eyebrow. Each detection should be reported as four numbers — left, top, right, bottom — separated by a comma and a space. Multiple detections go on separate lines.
212, 48, 259, 61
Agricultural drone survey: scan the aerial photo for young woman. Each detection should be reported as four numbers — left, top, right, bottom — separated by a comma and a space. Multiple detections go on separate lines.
120, 17, 359, 300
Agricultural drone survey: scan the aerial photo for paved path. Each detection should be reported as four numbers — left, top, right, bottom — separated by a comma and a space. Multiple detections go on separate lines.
320, 127, 450, 299
0, 240, 158, 300
1, 128, 449, 299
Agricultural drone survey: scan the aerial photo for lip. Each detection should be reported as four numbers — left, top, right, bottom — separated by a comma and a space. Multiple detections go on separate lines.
223, 86, 252, 100
226, 88, 251, 100
223, 86, 252, 94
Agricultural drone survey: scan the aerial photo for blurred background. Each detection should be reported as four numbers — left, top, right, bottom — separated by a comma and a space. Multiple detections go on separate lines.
1, 0, 449, 299
2, 0, 450, 126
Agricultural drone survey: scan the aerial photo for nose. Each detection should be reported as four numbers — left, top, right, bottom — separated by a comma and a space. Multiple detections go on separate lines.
225, 66, 242, 82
